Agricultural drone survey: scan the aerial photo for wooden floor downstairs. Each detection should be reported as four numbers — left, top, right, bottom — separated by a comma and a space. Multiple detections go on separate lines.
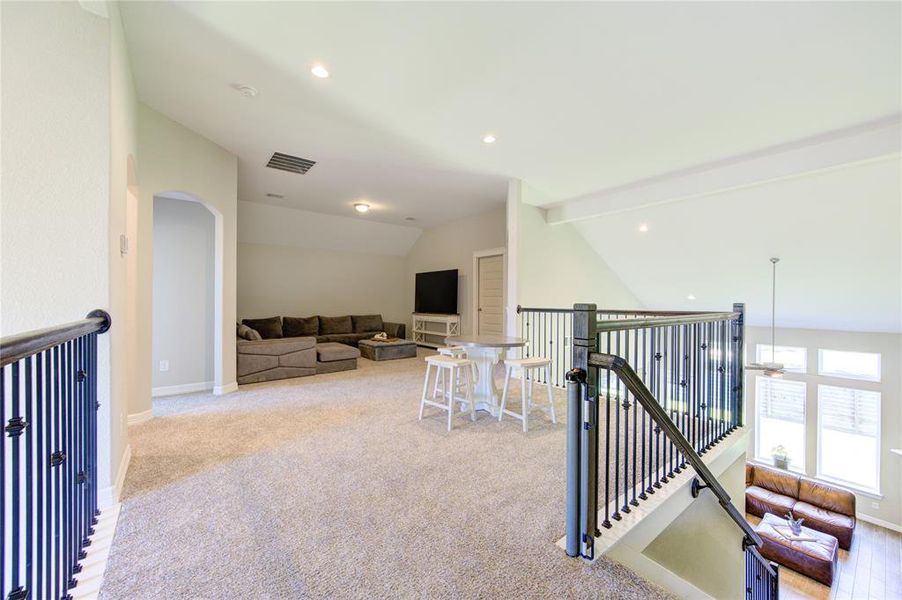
746, 515, 902, 600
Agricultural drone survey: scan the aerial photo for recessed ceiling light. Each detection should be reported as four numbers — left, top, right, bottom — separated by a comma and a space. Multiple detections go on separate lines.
354, 202, 370, 213
311, 64, 330, 78
638, 223, 649, 233
687, 294, 696, 300
482, 134, 496, 144
231, 83, 258, 97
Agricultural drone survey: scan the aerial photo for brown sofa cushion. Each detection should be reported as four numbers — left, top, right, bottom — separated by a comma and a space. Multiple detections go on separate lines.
791, 501, 855, 550
319, 315, 352, 335
284, 316, 318, 337
746, 485, 796, 518
352, 314, 384, 333
316, 342, 361, 362
317, 333, 370, 346
751, 463, 800, 498
242, 317, 282, 339
798, 477, 856, 517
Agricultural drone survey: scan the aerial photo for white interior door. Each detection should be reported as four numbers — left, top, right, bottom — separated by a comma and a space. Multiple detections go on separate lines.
477, 254, 504, 335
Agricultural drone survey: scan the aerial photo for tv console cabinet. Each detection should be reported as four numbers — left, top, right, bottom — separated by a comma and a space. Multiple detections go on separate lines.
412, 313, 460, 349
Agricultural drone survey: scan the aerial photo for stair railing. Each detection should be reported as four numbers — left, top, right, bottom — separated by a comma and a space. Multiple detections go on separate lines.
562, 302, 778, 599
1, 310, 111, 600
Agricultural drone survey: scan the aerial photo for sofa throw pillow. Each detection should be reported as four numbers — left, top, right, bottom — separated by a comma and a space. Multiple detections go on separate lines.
237, 324, 263, 341
352, 314, 384, 333
319, 315, 352, 335
283, 316, 318, 337
241, 317, 282, 339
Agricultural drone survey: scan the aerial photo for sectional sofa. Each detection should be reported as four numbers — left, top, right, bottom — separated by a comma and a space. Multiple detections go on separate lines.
236, 314, 406, 384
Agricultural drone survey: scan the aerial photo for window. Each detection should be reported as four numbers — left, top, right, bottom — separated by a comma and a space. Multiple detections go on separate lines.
756, 344, 807, 373
755, 377, 806, 470
818, 385, 880, 491
818, 349, 881, 382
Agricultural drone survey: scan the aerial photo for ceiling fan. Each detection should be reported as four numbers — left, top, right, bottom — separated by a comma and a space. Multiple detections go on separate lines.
745, 257, 785, 378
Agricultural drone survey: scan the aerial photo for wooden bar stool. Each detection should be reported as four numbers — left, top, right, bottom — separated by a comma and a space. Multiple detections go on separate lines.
419, 355, 476, 432
499, 357, 556, 432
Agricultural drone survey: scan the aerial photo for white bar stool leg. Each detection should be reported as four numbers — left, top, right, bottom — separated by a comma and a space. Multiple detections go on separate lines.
499, 364, 512, 422
520, 368, 528, 433
446, 365, 454, 432
545, 365, 556, 423
465, 367, 475, 422
419, 362, 432, 420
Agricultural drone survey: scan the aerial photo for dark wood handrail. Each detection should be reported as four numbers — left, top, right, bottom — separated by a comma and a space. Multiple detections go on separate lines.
517, 305, 737, 318
0, 310, 111, 367
596, 311, 741, 332
746, 541, 779, 578
588, 351, 764, 549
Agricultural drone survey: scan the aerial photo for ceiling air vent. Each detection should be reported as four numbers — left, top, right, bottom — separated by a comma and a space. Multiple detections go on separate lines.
266, 152, 316, 174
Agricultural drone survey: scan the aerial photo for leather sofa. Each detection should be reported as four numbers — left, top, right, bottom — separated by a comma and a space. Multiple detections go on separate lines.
746, 463, 856, 549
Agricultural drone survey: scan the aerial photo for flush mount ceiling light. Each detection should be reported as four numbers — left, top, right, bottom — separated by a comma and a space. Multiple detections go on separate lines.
687, 294, 696, 300
311, 64, 330, 78
231, 83, 258, 97
482, 134, 496, 144
638, 223, 649, 233
354, 202, 370, 213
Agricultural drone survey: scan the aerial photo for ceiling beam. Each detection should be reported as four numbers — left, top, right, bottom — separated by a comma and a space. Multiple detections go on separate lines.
545, 115, 902, 225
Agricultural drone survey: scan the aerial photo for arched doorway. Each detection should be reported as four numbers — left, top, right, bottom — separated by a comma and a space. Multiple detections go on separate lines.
149, 191, 226, 397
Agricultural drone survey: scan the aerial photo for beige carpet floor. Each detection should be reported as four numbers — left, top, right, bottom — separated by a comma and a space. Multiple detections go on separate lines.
100, 349, 672, 599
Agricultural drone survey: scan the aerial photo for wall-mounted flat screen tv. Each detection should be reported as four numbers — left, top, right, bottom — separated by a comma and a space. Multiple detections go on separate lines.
415, 269, 458, 314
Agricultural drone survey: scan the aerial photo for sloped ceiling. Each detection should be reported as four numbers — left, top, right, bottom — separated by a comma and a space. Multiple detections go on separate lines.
120, 1, 899, 224
572, 158, 902, 332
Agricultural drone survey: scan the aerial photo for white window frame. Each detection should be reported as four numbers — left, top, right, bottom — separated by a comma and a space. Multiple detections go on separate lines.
817, 349, 881, 382
815, 384, 881, 495
755, 344, 807, 374
754, 376, 807, 472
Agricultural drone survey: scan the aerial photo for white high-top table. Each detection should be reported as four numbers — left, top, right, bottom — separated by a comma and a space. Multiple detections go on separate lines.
444, 334, 526, 416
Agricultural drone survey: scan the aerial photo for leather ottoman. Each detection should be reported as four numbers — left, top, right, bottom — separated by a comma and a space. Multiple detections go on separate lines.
757, 512, 838, 586
358, 338, 417, 361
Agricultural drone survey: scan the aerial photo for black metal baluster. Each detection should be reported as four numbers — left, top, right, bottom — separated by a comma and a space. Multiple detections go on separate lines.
612, 330, 621, 521
9, 360, 25, 599
91, 333, 99, 526
622, 329, 631, 514
640, 327, 648, 499
602, 332, 612, 529
653, 327, 662, 489
36, 352, 45, 599
53, 345, 62, 600
1, 364, 5, 599
630, 328, 638, 507
65, 339, 75, 591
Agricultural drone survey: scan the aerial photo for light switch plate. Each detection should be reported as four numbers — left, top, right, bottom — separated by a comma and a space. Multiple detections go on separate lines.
159, 360, 169, 372
119, 234, 129, 256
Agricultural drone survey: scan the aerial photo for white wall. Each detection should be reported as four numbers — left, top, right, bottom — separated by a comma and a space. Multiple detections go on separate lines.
152, 198, 215, 392
239, 244, 407, 325
0, 1, 130, 500
642, 455, 747, 599
746, 326, 902, 531
404, 207, 507, 335
512, 181, 641, 311
108, 0, 139, 497
135, 103, 239, 412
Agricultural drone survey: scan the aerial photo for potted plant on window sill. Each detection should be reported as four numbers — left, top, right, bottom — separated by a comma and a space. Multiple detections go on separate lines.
772, 445, 790, 470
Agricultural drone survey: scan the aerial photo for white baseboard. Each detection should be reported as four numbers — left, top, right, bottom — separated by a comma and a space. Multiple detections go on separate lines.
70, 503, 121, 600
127, 409, 153, 425
857, 512, 902, 533
152, 380, 213, 397
99, 444, 131, 509
213, 381, 238, 395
